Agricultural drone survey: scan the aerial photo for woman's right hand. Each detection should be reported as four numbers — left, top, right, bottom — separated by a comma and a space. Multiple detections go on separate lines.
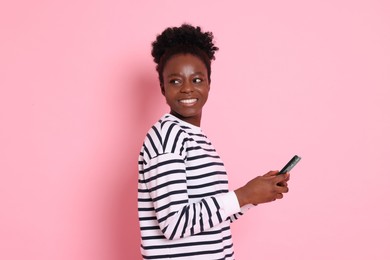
234, 171, 290, 207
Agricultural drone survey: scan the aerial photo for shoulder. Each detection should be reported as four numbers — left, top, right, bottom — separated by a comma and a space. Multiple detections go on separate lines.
147, 114, 189, 144
141, 114, 191, 160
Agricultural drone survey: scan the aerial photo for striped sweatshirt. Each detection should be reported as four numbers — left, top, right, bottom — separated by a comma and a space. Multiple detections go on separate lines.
138, 114, 251, 260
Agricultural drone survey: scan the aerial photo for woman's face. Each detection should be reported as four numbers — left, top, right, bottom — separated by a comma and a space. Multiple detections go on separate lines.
161, 53, 210, 126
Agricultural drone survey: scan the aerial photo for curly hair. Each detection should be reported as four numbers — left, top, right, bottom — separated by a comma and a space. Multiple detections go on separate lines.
151, 24, 219, 86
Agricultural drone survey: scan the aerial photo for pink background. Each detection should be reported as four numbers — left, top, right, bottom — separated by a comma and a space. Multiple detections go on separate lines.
1, 1, 389, 259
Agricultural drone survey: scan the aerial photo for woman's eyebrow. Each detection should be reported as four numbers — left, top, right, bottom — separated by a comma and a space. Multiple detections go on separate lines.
167, 71, 206, 77
166, 73, 182, 78
193, 71, 206, 75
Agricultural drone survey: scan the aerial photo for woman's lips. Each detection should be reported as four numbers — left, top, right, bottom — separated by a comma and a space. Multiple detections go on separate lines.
179, 98, 198, 104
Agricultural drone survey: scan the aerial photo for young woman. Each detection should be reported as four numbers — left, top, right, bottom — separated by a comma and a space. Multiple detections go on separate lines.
137, 24, 290, 260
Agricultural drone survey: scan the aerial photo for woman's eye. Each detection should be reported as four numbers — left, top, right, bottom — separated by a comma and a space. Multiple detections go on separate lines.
169, 79, 181, 85
193, 78, 203, 83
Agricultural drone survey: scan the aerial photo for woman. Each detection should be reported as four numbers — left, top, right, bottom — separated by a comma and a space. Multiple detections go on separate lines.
138, 24, 290, 260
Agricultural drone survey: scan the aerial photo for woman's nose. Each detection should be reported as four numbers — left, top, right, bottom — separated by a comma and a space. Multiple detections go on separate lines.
180, 81, 194, 93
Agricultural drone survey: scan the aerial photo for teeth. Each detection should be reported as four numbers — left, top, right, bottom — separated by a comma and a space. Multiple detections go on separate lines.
180, 99, 197, 104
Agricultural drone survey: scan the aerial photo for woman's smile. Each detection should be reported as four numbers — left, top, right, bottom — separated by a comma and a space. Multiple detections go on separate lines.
179, 98, 198, 104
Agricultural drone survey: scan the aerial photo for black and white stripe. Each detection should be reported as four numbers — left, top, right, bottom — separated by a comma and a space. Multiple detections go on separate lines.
138, 114, 246, 259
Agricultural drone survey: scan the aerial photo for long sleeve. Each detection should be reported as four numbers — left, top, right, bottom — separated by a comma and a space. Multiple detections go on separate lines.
139, 152, 241, 240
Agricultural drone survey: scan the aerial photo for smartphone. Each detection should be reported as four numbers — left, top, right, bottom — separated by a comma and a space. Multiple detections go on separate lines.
277, 155, 301, 175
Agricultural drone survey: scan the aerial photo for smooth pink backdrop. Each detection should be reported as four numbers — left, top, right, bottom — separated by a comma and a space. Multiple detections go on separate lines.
1, 1, 389, 259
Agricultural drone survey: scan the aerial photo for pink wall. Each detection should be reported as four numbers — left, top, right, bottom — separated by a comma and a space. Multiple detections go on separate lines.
1, 1, 389, 259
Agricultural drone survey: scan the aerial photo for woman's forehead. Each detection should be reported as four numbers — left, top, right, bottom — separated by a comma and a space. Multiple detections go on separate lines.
164, 54, 207, 74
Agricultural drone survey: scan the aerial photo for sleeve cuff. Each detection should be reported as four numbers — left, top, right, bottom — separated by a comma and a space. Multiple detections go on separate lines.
219, 191, 241, 216
240, 203, 255, 213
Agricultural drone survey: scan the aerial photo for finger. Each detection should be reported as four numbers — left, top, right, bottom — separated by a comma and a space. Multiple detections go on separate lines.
275, 180, 289, 191
277, 174, 290, 186
276, 185, 289, 193
273, 173, 289, 184
263, 170, 278, 177
277, 181, 288, 187
275, 193, 283, 199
